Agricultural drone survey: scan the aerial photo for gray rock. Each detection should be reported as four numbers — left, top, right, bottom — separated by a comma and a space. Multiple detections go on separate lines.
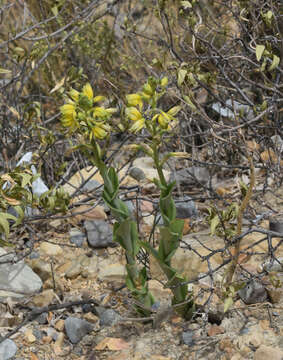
84, 220, 115, 248
81, 179, 101, 192
0, 339, 18, 360
262, 257, 283, 272
182, 331, 194, 346
169, 166, 209, 187
36, 312, 48, 324
69, 228, 86, 247
64, 317, 93, 344
99, 309, 122, 327
129, 167, 146, 181
238, 280, 268, 305
0, 248, 42, 298
175, 196, 197, 218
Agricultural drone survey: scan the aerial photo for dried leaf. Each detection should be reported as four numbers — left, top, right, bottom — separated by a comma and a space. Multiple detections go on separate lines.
50, 77, 66, 94
177, 69, 187, 86
256, 45, 265, 62
95, 337, 129, 351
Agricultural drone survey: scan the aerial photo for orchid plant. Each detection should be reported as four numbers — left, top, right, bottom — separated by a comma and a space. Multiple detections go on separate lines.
60, 78, 195, 319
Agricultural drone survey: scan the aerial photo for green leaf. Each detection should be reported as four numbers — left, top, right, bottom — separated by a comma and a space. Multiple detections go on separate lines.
0, 213, 16, 238
183, 95, 197, 111
268, 55, 280, 71
210, 215, 220, 235
256, 45, 265, 62
224, 296, 233, 312
177, 69, 187, 87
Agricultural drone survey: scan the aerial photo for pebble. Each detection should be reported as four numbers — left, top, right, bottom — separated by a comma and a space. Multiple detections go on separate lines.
238, 280, 268, 304
182, 331, 195, 346
0, 339, 18, 360
64, 317, 93, 344
97, 308, 122, 326
254, 345, 283, 360
84, 219, 115, 248
69, 228, 86, 247
40, 242, 63, 256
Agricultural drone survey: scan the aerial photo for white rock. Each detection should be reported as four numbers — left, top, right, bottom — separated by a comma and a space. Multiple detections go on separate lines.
40, 242, 63, 256
98, 263, 126, 282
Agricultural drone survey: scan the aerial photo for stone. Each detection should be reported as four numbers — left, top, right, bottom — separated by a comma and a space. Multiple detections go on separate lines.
169, 166, 209, 187
36, 312, 48, 324
0, 339, 18, 360
40, 242, 63, 256
132, 157, 170, 182
64, 317, 93, 344
262, 257, 283, 272
148, 280, 171, 304
33, 289, 56, 307
84, 219, 115, 248
98, 263, 126, 282
81, 179, 101, 192
129, 167, 146, 181
175, 196, 197, 218
0, 248, 42, 298
207, 325, 225, 336
238, 280, 268, 304
254, 345, 283, 360
98, 309, 122, 327
30, 259, 52, 281
182, 331, 194, 346
69, 228, 86, 247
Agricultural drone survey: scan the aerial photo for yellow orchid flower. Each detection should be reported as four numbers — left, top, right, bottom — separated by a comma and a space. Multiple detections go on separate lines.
126, 94, 143, 110
129, 118, 145, 133
160, 77, 168, 87
68, 89, 79, 102
82, 83, 93, 101
92, 107, 109, 118
157, 111, 170, 129
167, 105, 181, 117
125, 107, 142, 122
92, 123, 110, 139
60, 103, 76, 120
93, 95, 105, 103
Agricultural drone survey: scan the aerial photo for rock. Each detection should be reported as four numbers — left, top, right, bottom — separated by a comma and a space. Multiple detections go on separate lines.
81, 179, 101, 192
62, 167, 103, 196
65, 260, 83, 279
98, 263, 126, 282
64, 317, 93, 344
84, 219, 115, 248
169, 166, 209, 187
36, 312, 48, 324
182, 331, 195, 346
33, 289, 56, 307
132, 157, 170, 182
238, 280, 268, 304
129, 167, 146, 181
175, 196, 197, 218
262, 257, 283, 272
69, 228, 86, 247
254, 345, 283, 360
98, 309, 122, 327
0, 339, 18, 359
0, 248, 42, 298
30, 259, 52, 281
40, 242, 63, 256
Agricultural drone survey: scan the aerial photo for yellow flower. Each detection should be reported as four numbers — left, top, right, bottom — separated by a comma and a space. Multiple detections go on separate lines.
160, 77, 168, 87
92, 123, 110, 139
61, 103, 76, 120
92, 107, 109, 118
125, 107, 142, 122
93, 95, 105, 103
129, 118, 145, 133
82, 83, 93, 101
126, 94, 143, 110
68, 89, 79, 102
157, 111, 170, 129
142, 83, 153, 95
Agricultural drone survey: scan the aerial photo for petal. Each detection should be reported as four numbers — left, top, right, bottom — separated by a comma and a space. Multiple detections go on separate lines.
167, 105, 182, 116
129, 118, 145, 133
93, 95, 105, 103
125, 107, 142, 121
82, 83, 93, 100
126, 94, 143, 110
68, 89, 79, 102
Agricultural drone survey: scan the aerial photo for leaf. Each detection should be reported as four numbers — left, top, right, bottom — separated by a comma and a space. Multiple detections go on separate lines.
0, 213, 16, 238
268, 55, 280, 71
210, 215, 220, 235
177, 69, 187, 86
183, 95, 197, 111
224, 296, 233, 312
95, 337, 129, 351
50, 77, 66, 94
256, 45, 265, 62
